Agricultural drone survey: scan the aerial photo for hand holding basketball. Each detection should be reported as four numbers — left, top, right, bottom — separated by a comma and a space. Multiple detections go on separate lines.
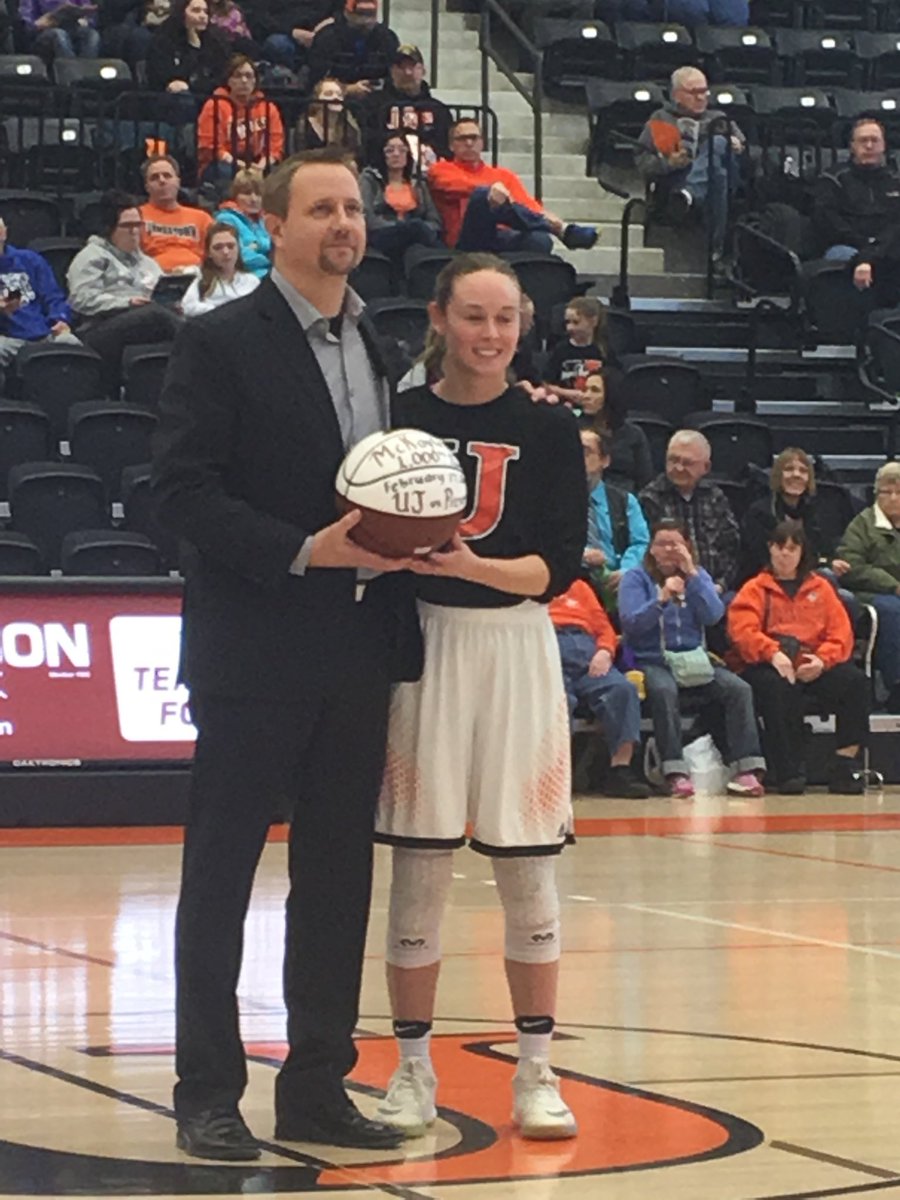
309, 509, 415, 572
409, 533, 480, 580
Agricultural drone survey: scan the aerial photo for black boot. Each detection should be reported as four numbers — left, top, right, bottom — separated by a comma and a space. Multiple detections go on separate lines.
828, 754, 864, 796
602, 764, 650, 799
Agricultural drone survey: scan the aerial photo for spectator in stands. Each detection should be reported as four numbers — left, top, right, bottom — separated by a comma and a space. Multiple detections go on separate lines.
0, 218, 80, 365
67, 190, 182, 387
640, 429, 740, 593
308, 0, 399, 96
361, 44, 452, 168
21, 0, 100, 61
215, 169, 272, 278
360, 132, 442, 261
837, 461, 900, 713
146, 0, 230, 95
582, 426, 649, 612
637, 67, 745, 261
249, 0, 338, 72
582, 371, 653, 494
295, 78, 362, 157
141, 155, 214, 273
428, 118, 598, 254
596, 0, 747, 23
619, 519, 765, 799
208, 0, 255, 52
197, 55, 285, 185
544, 297, 608, 405
740, 447, 851, 584
813, 120, 900, 305
183, 222, 259, 315
729, 519, 867, 795
550, 577, 649, 798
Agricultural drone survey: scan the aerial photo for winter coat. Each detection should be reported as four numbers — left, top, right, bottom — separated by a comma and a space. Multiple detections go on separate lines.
728, 570, 853, 669
837, 504, 900, 602
359, 167, 441, 232
0, 244, 72, 339
67, 234, 161, 319
214, 201, 272, 278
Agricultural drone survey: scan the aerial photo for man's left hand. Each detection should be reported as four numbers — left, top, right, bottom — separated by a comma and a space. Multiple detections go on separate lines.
50, 321, 71, 337
588, 648, 613, 678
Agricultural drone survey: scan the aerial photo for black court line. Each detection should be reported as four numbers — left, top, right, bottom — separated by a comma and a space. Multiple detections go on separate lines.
753, 1180, 900, 1199
770, 1141, 900, 1181
0, 1048, 433, 1200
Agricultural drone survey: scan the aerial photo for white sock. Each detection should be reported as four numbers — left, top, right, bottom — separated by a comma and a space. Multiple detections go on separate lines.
394, 1019, 432, 1064
517, 1031, 552, 1062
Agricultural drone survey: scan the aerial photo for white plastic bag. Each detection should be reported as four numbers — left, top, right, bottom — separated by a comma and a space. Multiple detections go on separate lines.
683, 734, 729, 796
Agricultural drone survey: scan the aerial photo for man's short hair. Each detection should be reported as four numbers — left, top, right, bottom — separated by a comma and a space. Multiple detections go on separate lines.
261, 148, 359, 219
668, 429, 711, 460
670, 66, 704, 93
851, 117, 886, 144
875, 460, 900, 490
450, 117, 482, 138
141, 153, 181, 182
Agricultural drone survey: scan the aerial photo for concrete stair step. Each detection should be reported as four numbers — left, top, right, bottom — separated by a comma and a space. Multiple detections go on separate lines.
555, 244, 664, 273
502, 151, 591, 178
391, 29, 474, 49
585, 274, 711, 299
502, 134, 587, 154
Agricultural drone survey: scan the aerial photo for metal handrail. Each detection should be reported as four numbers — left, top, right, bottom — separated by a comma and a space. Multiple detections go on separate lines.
478, 0, 544, 200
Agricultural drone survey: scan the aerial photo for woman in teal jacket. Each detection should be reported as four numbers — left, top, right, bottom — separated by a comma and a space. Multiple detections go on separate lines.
214, 169, 271, 279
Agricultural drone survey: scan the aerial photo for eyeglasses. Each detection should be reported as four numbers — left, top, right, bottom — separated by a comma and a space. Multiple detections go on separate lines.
453, 133, 481, 142
117, 221, 143, 230
682, 86, 710, 96
667, 454, 703, 467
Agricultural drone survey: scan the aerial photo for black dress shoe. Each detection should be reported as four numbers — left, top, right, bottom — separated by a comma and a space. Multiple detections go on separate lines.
275, 1102, 405, 1149
176, 1108, 262, 1161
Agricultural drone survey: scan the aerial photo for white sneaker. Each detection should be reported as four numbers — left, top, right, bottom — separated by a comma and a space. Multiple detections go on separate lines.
512, 1059, 577, 1140
375, 1059, 437, 1138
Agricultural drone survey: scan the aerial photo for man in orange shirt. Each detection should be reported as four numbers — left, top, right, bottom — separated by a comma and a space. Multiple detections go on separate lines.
140, 155, 213, 273
427, 118, 598, 253
550, 578, 648, 798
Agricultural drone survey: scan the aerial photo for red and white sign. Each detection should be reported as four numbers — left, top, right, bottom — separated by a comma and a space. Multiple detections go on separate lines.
0, 592, 195, 765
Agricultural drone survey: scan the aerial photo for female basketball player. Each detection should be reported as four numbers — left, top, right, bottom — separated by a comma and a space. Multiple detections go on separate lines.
374, 253, 587, 1140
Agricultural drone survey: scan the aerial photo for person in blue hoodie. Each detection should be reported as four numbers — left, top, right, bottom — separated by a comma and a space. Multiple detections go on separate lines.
214, 169, 272, 278
0, 217, 81, 366
619, 518, 765, 799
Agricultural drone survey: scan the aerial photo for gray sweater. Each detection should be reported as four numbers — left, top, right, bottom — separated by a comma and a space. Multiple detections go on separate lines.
359, 168, 442, 234
636, 101, 743, 181
67, 235, 162, 318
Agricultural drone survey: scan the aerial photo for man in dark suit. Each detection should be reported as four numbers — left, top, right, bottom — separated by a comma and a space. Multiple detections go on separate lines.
152, 147, 415, 1162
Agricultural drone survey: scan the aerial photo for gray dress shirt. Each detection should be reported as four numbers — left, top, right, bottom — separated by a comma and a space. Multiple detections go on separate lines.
270, 268, 389, 574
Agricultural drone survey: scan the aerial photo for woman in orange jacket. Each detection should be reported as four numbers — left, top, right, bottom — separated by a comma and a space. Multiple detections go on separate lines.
728, 519, 868, 795
197, 54, 285, 184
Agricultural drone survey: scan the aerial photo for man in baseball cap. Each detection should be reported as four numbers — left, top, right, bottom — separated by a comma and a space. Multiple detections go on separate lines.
362, 41, 452, 165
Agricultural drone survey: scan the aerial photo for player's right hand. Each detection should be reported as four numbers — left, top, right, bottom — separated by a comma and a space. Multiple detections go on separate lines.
308, 509, 413, 572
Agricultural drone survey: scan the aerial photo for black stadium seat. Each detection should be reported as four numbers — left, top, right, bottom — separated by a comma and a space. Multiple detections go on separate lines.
0, 401, 52, 500
501, 253, 578, 334
26, 237, 84, 293
622, 358, 707, 425
52, 58, 132, 92
121, 343, 172, 411
0, 56, 48, 83
121, 463, 179, 570
814, 480, 856, 551
0, 531, 45, 575
586, 80, 665, 168
16, 342, 106, 438
536, 19, 620, 96
367, 298, 430, 360
405, 248, 455, 300
854, 32, 900, 91
68, 402, 158, 500
696, 27, 778, 86
614, 22, 697, 82
628, 412, 674, 475
349, 250, 397, 300
60, 529, 162, 577
8, 461, 108, 567
772, 28, 862, 90
687, 413, 774, 475
0, 190, 61, 245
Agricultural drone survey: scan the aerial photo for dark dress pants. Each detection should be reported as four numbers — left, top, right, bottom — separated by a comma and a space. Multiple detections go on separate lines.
742, 661, 869, 782
173, 615, 391, 1119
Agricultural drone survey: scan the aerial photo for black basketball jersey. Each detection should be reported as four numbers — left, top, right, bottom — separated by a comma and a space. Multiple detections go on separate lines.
395, 384, 587, 608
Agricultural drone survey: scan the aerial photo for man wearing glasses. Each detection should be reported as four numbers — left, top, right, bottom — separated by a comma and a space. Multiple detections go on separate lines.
427, 117, 598, 253
637, 66, 745, 261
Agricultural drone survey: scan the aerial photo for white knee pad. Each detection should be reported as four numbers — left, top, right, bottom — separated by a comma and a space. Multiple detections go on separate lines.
493, 856, 561, 964
386, 848, 454, 969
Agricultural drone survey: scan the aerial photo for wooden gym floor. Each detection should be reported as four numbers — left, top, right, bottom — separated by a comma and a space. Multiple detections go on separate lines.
3, 789, 900, 1200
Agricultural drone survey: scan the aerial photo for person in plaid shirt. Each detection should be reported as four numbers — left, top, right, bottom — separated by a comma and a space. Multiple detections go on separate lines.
639, 429, 739, 593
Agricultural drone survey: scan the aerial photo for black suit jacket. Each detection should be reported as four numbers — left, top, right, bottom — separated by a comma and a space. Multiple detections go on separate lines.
152, 276, 421, 700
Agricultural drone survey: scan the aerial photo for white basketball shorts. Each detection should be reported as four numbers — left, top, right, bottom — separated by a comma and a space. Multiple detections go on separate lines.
375, 600, 573, 856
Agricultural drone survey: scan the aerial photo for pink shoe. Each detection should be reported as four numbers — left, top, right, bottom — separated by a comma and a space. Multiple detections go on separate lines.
666, 773, 695, 798
727, 771, 765, 797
